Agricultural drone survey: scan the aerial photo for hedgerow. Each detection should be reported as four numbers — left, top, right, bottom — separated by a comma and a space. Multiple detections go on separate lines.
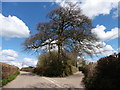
83, 53, 120, 89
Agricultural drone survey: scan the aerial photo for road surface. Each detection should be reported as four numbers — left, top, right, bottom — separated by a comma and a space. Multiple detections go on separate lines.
2, 71, 85, 89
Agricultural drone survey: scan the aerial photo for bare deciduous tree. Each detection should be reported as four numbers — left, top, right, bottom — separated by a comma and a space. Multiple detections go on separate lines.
23, 3, 100, 64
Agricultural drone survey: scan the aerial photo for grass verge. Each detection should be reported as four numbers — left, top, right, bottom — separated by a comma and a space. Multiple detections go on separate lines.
1, 71, 20, 86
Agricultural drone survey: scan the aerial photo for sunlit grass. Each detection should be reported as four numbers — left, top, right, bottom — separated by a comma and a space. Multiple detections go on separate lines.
1, 72, 20, 86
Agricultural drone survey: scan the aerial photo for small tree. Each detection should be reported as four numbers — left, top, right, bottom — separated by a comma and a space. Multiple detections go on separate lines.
36, 51, 77, 76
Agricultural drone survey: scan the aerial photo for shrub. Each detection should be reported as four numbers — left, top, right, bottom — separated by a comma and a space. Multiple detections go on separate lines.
78, 60, 87, 72
84, 53, 120, 89
71, 66, 78, 73
82, 62, 97, 88
83, 62, 97, 78
34, 51, 78, 77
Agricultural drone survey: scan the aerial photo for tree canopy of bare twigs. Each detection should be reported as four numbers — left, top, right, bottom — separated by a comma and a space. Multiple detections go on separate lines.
23, 3, 101, 59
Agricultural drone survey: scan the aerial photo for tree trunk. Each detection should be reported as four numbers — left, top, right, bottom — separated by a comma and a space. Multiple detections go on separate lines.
58, 44, 61, 61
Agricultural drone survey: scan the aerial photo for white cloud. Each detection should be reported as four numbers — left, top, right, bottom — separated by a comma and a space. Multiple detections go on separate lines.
4, 56, 16, 61
41, 36, 115, 57
0, 49, 18, 57
41, 39, 58, 52
23, 58, 38, 67
94, 41, 115, 56
1, 60, 25, 69
0, 49, 38, 68
83, 41, 117, 62
0, 49, 23, 68
80, 0, 118, 18
55, 0, 119, 18
92, 25, 119, 41
0, 13, 30, 38
0, 49, 37, 68
0, 49, 18, 61
8, 61, 23, 68
82, 40, 115, 56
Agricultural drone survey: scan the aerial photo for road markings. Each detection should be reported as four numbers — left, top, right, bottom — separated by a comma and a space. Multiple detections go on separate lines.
42, 77, 62, 88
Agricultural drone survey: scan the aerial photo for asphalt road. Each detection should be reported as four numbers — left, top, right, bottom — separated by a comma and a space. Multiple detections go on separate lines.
2, 71, 85, 89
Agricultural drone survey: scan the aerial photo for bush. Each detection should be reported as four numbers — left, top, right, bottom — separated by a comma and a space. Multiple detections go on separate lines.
71, 66, 78, 73
83, 62, 96, 78
34, 51, 78, 77
83, 53, 120, 89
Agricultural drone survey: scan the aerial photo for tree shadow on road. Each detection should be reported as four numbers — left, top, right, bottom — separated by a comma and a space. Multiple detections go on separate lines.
20, 72, 36, 76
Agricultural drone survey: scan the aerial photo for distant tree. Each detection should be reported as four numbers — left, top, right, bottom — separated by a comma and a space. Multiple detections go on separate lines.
23, 3, 100, 65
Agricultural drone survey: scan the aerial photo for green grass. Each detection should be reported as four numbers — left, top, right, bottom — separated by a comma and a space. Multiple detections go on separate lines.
1, 71, 20, 86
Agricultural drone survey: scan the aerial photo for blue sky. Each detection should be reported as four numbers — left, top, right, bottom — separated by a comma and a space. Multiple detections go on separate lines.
0, 1, 119, 68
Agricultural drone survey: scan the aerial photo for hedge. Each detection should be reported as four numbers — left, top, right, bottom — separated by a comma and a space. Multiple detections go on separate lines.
83, 53, 120, 89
